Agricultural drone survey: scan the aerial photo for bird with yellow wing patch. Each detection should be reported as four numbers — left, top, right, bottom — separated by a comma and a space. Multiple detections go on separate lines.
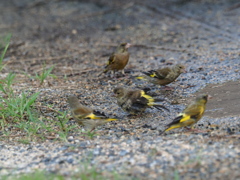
160, 94, 209, 135
113, 87, 169, 115
67, 96, 117, 131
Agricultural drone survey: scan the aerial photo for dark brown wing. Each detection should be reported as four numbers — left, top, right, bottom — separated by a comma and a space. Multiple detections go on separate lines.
142, 70, 159, 79
128, 90, 149, 110
106, 53, 116, 67
166, 115, 183, 127
155, 67, 171, 79
92, 110, 108, 119
73, 106, 92, 116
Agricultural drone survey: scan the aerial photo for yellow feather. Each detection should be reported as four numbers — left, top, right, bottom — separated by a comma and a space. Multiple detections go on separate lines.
199, 106, 204, 115
150, 73, 156, 78
165, 124, 183, 132
140, 91, 154, 103
179, 113, 191, 123
86, 113, 98, 119
105, 118, 118, 122
107, 60, 111, 65
86, 113, 117, 121
136, 76, 146, 80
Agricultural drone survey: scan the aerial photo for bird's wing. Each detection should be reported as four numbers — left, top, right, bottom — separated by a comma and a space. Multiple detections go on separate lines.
123, 90, 148, 111
142, 70, 159, 79
134, 96, 149, 106
155, 67, 171, 79
166, 115, 184, 126
183, 104, 205, 117
73, 106, 93, 117
133, 90, 153, 105
106, 53, 116, 66
85, 110, 108, 119
131, 90, 165, 111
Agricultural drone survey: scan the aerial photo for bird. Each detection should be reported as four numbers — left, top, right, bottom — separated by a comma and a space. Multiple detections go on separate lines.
67, 96, 117, 131
100, 43, 131, 76
113, 87, 169, 115
136, 64, 186, 89
160, 94, 209, 135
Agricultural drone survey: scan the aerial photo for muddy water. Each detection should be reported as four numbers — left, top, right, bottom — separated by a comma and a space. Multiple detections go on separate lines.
195, 80, 240, 118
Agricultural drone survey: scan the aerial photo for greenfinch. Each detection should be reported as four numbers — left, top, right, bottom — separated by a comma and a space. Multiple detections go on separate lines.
136, 64, 186, 88
67, 96, 117, 131
160, 94, 209, 135
113, 87, 169, 115
101, 43, 131, 75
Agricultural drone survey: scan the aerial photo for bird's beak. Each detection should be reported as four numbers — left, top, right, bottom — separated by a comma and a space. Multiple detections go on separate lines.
208, 95, 213, 100
111, 93, 116, 97
182, 69, 187, 73
125, 43, 131, 49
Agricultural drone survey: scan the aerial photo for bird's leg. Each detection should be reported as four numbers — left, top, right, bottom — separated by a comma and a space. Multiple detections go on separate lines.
114, 70, 127, 79
114, 70, 125, 79
110, 71, 116, 78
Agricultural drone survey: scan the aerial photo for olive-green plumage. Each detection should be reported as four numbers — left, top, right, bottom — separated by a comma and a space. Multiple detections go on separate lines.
103, 43, 131, 74
67, 96, 117, 131
113, 87, 169, 115
160, 94, 209, 135
137, 64, 186, 86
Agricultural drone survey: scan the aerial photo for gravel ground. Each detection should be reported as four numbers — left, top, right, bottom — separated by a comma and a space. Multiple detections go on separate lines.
0, 0, 240, 179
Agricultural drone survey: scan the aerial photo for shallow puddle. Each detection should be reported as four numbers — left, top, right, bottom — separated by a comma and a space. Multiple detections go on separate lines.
195, 80, 240, 118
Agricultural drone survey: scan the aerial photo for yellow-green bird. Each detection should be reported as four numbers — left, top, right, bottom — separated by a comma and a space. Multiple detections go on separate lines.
137, 64, 186, 89
67, 96, 117, 131
113, 87, 169, 115
101, 43, 131, 75
160, 94, 209, 135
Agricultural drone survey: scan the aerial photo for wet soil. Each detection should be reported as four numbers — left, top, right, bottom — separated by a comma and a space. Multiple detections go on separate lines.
196, 80, 240, 118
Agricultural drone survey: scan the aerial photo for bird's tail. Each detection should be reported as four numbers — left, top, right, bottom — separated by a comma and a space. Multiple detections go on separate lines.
98, 69, 108, 77
136, 76, 147, 80
159, 124, 181, 135
142, 91, 168, 112
136, 70, 158, 80
87, 111, 118, 120
105, 118, 118, 122
86, 113, 105, 119
153, 98, 165, 102
152, 104, 169, 112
